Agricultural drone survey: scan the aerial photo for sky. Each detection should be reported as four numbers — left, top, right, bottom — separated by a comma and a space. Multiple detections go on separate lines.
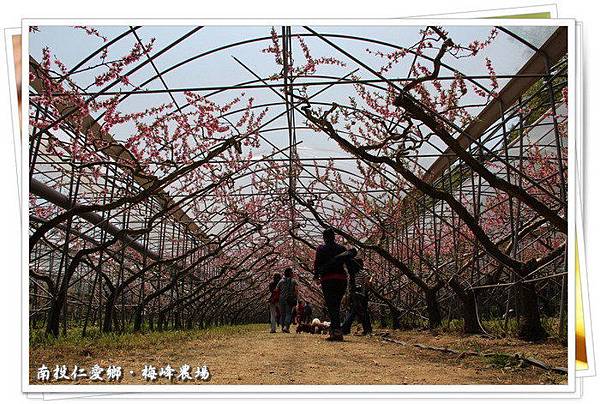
28, 24, 561, 234
28, 24, 559, 158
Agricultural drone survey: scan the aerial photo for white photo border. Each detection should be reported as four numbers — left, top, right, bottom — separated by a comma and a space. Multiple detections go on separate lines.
21, 17, 577, 394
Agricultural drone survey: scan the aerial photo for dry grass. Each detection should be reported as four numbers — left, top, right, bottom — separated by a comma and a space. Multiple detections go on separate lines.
29, 324, 568, 385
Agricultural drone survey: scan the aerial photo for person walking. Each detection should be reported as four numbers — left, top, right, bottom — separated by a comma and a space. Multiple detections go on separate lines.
303, 301, 313, 324
268, 273, 282, 333
296, 301, 305, 324
313, 228, 348, 341
341, 257, 373, 335
277, 267, 298, 333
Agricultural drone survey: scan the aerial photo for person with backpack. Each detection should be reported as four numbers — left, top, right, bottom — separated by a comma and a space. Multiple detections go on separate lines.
313, 228, 350, 341
268, 273, 282, 333
277, 267, 298, 333
341, 257, 373, 335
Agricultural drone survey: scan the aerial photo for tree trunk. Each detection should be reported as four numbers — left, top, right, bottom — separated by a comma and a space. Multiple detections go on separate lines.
102, 294, 117, 333
158, 312, 166, 331
45, 295, 65, 337
449, 279, 483, 334
133, 308, 143, 332
392, 314, 401, 329
462, 291, 481, 334
518, 282, 547, 341
425, 289, 442, 329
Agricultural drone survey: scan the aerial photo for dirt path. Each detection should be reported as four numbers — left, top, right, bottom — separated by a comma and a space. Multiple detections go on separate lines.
29, 324, 567, 385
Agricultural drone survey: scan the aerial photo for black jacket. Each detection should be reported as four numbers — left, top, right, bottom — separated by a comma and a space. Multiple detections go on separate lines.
313, 243, 358, 280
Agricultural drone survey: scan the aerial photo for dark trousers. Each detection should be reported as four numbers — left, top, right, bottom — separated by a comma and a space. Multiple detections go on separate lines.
279, 300, 293, 329
303, 308, 313, 323
341, 292, 372, 334
321, 279, 347, 332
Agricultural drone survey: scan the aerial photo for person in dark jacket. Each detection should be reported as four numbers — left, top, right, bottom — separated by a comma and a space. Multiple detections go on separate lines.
313, 228, 348, 341
268, 273, 282, 333
277, 267, 298, 333
341, 257, 372, 335
303, 302, 313, 324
